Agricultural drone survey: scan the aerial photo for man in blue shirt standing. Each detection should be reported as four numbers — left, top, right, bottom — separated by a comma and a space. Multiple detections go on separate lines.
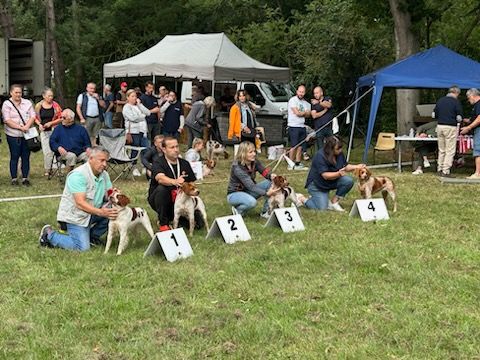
461, 88, 480, 179
140, 81, 160, 144
160, 90, 184, 138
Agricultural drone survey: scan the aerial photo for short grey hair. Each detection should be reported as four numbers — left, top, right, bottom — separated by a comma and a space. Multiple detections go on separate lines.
104, 84, 111, 90
466, 88, 480, 97
89, 146, 109, 157
62, 108, 75, 120
448, 86, 460, 95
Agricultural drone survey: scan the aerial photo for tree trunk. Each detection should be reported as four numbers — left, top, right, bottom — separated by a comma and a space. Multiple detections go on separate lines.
0, 0, 15, 38
46, 0, 65, 105
72, 0, 83, 91
388, 0, 420, 135
44, 2, 52, 88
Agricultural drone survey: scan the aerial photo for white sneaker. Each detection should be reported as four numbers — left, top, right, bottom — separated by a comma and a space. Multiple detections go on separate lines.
231, 206, 239, 215
328, 201, 345, 212
287, 165, 295, 171
132, 168, 141, 177
423, 159, 431, 168
294, 163, 309, 171
466, 173, 480, 180
260, 211, 270, 219
412, 168, 423, 175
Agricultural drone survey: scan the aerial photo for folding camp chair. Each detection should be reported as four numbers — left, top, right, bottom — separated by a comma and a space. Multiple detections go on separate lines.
98, 128, 146, 182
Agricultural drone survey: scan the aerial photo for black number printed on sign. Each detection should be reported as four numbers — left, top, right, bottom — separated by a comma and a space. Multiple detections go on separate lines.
227, 219, 238, 231
285, 210, 293, 222
368, 202, 375, 212
171, 233, 179, 246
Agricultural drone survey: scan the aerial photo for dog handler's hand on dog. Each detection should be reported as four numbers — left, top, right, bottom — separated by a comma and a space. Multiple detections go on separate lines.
99, 207, 119, 220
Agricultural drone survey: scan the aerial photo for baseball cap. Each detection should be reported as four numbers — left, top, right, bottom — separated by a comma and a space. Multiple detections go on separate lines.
120, 81, 128, 87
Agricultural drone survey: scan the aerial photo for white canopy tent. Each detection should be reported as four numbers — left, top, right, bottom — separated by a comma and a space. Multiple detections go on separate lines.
103, 32, 290, 82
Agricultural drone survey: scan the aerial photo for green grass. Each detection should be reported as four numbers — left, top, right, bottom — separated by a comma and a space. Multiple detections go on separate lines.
0, 135, 479, 359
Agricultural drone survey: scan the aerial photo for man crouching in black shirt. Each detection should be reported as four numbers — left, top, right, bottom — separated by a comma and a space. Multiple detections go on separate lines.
148, 137, 197, 232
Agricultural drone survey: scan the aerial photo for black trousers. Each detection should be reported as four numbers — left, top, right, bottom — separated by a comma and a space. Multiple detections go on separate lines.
148, 185, 174, 226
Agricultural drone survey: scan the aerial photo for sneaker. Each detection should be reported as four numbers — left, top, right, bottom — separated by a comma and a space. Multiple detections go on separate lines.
294, 163, 309, 171
231, 206, 239, 216
159, 225, 171, 232
287, 164, 295, 171
423, 159, 431, 168
329, 201, 345, 212
303, 152, 311, 161
39, 225, 53, 248
90, 237, 105, 247
466, 173, 480, 180
260, 211, 270, 219
412, 169, 423, 175
22, 179, 31, 186
11, 179, 18, 186
141, 168, 147, 175
132, 168, 141, 177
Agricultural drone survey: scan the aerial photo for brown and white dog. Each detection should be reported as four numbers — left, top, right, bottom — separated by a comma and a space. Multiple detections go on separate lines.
206, 140, 229, 161
267, 175, 305, 214
354, 167, 397, 212
202, 159, 217, 177
173, 182, 209, 236
105, 191, 155, 255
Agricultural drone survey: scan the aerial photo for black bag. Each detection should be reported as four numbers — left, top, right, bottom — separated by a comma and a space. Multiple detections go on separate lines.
7, 99, 42, 152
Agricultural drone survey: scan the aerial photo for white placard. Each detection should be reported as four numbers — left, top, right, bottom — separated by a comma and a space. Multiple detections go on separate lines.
349, 198, 390, 222
264, 206, 305, 233
189, 161, 203, 180
205, 215, 251, 244
143, 228, 193, 262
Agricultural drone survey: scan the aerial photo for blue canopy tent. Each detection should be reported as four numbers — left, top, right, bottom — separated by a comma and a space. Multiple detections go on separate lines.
348, 45, 480, 162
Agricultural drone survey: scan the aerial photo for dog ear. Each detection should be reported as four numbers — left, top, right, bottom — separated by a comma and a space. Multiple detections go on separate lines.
366, 168, 372, 177
117, 194, 130, 207
353, 168, 361, 178
273, 176, 282, 186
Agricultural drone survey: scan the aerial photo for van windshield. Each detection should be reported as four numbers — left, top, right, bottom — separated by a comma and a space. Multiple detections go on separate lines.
259, 83, 293, 103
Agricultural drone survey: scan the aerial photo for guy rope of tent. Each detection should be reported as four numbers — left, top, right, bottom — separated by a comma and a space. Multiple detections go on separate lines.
268, 86, 374, 172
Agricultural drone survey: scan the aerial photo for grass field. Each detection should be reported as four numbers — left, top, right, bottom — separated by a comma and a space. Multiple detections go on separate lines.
0, 135, 479, 359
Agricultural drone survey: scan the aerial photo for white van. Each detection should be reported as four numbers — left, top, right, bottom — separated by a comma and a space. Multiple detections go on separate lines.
181, 81, 293, 116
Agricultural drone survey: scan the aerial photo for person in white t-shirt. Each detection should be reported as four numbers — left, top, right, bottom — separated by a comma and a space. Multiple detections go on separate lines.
287, 85, 311, 170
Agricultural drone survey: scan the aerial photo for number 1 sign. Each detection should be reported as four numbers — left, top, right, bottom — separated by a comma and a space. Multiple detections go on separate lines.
206, 215, 251, 244
349, 198, 390, 222
144, 228, 194, 261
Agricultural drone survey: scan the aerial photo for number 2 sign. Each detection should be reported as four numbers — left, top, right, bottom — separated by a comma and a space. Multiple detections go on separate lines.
349, 199, 390, 222
206, 215, 251, 244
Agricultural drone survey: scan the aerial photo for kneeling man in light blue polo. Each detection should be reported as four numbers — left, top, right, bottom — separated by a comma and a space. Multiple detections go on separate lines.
39, 146, 118, 251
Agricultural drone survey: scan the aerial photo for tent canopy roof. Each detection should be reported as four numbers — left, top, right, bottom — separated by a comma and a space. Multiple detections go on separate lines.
358, 45, 480, 89
103, 32, 290, 82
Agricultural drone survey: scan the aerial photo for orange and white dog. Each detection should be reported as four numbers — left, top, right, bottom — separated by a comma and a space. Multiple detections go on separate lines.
173, 182, 209, 236
202, 159, 217, 177
354, 167, 397, 212
105, 190, 155, 255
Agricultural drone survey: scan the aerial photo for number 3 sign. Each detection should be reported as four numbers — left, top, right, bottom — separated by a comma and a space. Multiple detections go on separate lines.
206, 215, 251, 244
264, 206, 305, 233
349, 198, 390, 222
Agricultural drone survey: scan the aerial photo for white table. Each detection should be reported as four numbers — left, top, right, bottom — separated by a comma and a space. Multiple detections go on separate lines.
394, 136, 438, 173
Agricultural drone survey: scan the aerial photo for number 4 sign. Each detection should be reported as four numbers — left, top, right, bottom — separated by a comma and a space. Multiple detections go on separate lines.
264, 206, 305, 232
144, 228, 194, 262
206, 215, 251, 244
349, 198, 390, 222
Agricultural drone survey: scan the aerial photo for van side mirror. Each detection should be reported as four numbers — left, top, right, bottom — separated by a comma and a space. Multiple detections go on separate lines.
255, 94, 265, 106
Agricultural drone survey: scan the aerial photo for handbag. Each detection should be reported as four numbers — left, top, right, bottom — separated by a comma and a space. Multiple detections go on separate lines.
8, 99, 42, 152
125, 123, 133, 145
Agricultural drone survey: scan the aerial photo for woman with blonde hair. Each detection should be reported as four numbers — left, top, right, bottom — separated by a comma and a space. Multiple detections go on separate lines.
226, 141, 278, 217
35, 87, 63, 176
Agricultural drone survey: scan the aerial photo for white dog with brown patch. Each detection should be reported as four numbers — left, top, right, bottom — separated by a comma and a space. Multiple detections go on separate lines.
173, 182, 209, 236
105, 190, 155, 255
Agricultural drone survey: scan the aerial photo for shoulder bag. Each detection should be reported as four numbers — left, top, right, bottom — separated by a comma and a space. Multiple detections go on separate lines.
8, 99, 41, 152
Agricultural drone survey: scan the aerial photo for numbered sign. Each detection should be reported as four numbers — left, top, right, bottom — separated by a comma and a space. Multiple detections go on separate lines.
349, 199, 390, 222
264, 206, 305, 233
206, 215, 251, 244
189, 161, 203, 180
143, 228, 193, 262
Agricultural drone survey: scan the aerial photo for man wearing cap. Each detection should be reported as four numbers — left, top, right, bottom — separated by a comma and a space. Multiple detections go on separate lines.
76, 82, 105, 145
113, 81, 128, 128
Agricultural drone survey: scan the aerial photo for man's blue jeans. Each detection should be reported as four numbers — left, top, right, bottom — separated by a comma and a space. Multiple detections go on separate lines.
48, 215, 109, 252
104, 111, 113, 129
305, 176, 354, 211
227, 180, 271, 215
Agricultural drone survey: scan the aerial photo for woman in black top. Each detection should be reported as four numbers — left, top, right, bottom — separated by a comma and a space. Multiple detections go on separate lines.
34, 88, 63, 176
